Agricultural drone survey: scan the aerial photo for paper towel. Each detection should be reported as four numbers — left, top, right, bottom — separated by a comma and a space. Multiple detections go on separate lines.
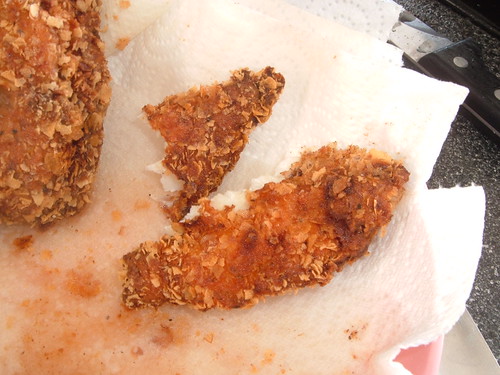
242, 0, 402, 41
100, 0, 172, 55
101, 0, 403, 57
0, 0, 483, 374
105, 0, 466, 189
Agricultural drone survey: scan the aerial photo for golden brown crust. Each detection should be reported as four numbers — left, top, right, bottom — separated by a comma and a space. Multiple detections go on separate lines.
0, 0, 111, 226
122, 144, 410, 310
143, 67, 285, 221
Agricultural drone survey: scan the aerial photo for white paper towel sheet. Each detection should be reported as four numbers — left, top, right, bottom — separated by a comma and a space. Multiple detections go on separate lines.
243, 0, 402, 41
101, 0, 403, 55
0, 0, 484, 374
100, 0, 172, 55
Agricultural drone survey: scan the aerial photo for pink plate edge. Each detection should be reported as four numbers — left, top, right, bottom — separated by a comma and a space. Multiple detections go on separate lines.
395, 336, 444, 375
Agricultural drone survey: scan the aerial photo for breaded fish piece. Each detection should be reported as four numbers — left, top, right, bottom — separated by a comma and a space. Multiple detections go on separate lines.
0, 0, 111, 226
122, 144, 410, 310
143, 67, 285, 221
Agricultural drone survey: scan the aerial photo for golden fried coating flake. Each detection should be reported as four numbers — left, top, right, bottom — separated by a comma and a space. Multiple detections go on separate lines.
122, 144, 410, 310
143, 67, 285, 221
0, 0, 111, 226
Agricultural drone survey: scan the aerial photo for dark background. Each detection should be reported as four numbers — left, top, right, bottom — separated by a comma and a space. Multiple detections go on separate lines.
393, 0, 499, 362
438, 0, 499, 37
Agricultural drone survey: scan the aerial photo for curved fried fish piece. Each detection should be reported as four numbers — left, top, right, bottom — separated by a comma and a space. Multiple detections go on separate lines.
0, 0, 111, 226
143, 66, 285, 221
122, 144, 409, 310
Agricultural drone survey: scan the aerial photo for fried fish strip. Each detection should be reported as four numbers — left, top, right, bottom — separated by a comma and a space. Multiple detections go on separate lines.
122, 144, 410, 310
0, 0, 111, 225
143, 67, 285, 221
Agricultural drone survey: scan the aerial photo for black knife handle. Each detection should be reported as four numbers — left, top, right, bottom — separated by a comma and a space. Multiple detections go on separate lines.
417, 38, 500, 143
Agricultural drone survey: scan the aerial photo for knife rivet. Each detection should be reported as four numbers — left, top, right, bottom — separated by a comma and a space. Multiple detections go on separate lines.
495, 89, 500, 101
453, 56, 469, 68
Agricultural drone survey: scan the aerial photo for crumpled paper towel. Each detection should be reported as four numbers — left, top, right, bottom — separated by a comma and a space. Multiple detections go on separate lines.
243, 0, 402, 42
0, 0, 484, 374
101, 0, 403, 56
100, 0, 172, 55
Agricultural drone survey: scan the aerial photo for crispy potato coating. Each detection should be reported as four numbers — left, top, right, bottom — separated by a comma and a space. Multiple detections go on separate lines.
0, 0, 111, 226
122, 144, 410, 310
143, 67, 285, 221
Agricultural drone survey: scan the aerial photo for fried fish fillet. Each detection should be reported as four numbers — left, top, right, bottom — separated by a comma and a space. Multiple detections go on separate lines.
143, 67, 285, 221
0, 0, 111, 226
122, 144, 410, 310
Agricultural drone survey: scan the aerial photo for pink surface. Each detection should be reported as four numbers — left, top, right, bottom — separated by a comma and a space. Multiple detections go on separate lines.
395, 337, 444, 375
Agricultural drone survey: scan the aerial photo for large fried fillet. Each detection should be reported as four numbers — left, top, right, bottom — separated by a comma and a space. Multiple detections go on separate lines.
143, 67, 285, 221
123, 144, 409, 310
0, 0, 111, 225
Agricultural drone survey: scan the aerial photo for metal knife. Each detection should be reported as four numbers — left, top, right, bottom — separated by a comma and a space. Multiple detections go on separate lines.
440, 310, 500, 374
388, 10, 500, 143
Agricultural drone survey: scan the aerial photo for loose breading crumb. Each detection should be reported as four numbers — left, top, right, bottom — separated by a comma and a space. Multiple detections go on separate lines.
143, 67, 285, 222
122, 144, 410, 310
0, 0, 111, 226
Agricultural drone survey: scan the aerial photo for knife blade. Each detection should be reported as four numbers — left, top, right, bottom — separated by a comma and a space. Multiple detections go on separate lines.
440, 310, 500, 374
388, 10, 500, 143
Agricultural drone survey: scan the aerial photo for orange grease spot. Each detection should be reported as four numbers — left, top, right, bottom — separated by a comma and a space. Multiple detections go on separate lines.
65, 269, 101, 298
40, 250, 53, 260
151, 325, 174, 348
115, 37, 130, 51
5, 315, 15, 329
261, 349, 275, 365
13, 235, 34, 251
131, 346, 144, 356
119, 0, 131, 9
134, 199, 151, 210
111, 209, 122, 221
